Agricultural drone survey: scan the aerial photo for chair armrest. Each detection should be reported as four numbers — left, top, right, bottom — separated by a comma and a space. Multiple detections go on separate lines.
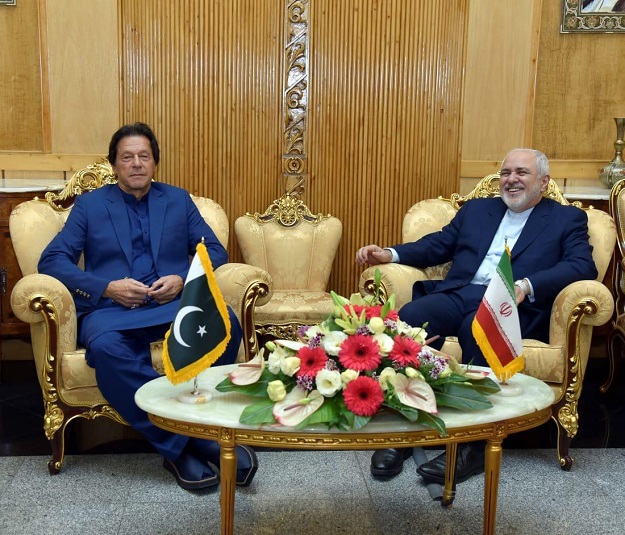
549, 280, 614, 341
214, 262, 273, 359
358, 264, 431, 308
549, 280, 613, 379
10, 273, 79, 381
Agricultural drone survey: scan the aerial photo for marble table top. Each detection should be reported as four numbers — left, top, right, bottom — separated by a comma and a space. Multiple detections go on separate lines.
0, 178, 65, 193
135, 364, 555, 434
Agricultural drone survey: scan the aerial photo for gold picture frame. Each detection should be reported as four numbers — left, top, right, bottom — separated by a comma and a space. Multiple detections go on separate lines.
561, 0, 625, 32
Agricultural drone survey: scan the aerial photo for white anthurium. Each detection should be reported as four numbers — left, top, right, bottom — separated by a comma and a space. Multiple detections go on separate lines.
320, 330, 348, 356
229, 352, 265, 385
378, 366, 397, 391
463, 369, 490, 380
315, 368, 342, 397
276, 339, 306, 352
373, 332, 394, 355
273, 387, 324, 426
394, 373, 438, 414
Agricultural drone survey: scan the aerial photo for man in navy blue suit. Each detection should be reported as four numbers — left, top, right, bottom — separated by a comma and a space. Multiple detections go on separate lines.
355, 148, 597, 484
38, 123, 258, 490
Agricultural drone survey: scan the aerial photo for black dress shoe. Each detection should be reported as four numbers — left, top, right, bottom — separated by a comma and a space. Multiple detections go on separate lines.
188, 438, 259, 487
370, 448, 414, 477
416, 442, 484, 484
163, 453, 219, 490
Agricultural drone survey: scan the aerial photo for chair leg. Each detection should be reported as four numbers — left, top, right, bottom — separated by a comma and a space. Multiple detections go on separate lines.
47, 426, 66, 475
601, 326, 623, 394
552, 407, 575, 471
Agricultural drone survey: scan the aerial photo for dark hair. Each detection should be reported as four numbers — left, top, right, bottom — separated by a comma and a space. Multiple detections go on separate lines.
108, 122, 160, 165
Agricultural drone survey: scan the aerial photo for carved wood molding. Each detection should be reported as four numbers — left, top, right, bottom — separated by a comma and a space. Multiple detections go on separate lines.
282, 0, 309, 197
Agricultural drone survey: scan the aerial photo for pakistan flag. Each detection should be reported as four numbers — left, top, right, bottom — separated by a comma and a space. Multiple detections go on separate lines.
162, 242, 231, 384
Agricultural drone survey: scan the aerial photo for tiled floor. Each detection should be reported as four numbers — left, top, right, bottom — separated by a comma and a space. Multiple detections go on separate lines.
1, 356, 625, 534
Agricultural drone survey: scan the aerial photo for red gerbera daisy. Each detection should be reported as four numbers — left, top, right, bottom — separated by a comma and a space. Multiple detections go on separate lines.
388, 335, 421, 367
338, 334, 382, 371
384, 309, 399, 321
296, 346, 328, 378
343, 375, 385, 417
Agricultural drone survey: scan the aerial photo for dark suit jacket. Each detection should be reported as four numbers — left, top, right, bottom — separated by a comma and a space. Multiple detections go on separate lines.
38, 182, 227, 344
393, 197, 598, 341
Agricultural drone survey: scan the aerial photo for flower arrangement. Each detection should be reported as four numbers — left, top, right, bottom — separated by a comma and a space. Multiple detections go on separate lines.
216, 278, 500, 435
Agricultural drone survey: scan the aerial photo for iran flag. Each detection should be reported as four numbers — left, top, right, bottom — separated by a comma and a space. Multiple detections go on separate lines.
471, 246, 524, 382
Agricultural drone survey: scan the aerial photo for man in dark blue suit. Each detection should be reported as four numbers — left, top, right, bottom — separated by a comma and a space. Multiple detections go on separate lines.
38, 123, 258, 490
355, 148, 597, 484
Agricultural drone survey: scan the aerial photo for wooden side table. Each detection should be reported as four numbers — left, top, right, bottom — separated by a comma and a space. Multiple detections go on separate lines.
136, 364, 555, 535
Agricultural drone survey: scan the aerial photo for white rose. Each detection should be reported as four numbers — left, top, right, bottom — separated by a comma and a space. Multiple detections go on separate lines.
368, 316, 386, 334
315, 368, 342, 397
340, 369, 359, 387
267, 380, 287, 401
321, 331, 348, 356
373, 333, 394, 355
378, 366, 397, 391
280, 356, 301, 377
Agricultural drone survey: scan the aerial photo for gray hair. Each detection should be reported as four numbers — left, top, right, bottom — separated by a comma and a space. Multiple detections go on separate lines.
503, 148, 550, 177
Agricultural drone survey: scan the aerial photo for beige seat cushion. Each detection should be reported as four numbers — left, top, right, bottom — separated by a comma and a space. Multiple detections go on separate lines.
60, 341, 165, 391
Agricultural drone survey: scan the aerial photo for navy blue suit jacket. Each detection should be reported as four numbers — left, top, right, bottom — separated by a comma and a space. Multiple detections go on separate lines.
38, 182, 227, 344
393, 197, 598, 341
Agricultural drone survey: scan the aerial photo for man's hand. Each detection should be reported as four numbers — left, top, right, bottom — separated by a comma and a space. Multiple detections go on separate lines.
147, 275, 184, 304
355, 245, 393, 266
515, 285, 526, 305
104, 278, 150, 308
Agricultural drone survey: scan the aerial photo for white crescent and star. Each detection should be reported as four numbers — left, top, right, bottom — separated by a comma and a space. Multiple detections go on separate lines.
172, 305, 207, 347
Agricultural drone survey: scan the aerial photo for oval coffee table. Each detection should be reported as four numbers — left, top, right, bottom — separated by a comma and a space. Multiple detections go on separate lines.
135, 364, 554, 535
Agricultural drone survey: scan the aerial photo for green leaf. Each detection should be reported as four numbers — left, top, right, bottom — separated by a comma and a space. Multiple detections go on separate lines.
434, 383, 494, 411
417, 411, 447, 437
215, 369, 286, 398
467, 377, 501, 395
295, 400, 339, 429
239, 399, 277, 425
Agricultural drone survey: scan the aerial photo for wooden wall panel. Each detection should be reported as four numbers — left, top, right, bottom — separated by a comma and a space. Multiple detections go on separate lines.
310, 0, 468, 294
534, 0, 625, 160
119, 0, 467, 296
0, 0, 44, 152
119, 0, 283, 225
45, 0, 119, 154
461, 0, 541, 161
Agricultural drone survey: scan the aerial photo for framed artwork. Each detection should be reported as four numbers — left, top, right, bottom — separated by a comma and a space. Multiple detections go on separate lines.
0, 0, 16, 5
561, 0, 625, 32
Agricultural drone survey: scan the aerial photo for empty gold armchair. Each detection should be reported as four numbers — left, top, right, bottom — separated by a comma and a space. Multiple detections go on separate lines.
235, 193, 342, 346
9, 159, 270, 474
359, 174, 616, 470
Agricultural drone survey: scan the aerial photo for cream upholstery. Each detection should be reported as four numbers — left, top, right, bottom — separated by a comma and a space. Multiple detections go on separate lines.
359, 174, 616, 470
235, 193, 342, 343
9, 159, 271, 474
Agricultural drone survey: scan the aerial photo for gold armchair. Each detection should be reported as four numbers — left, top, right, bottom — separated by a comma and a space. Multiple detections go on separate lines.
605, 180, 625, 392
234, 193, 342, 346
9, 159, 271, 474
359, 174, 616, 470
